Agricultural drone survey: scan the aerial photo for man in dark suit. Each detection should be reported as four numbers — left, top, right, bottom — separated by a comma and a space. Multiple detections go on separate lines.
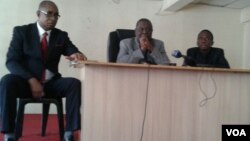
183, 29, 230, 68
0, 1, 87, 141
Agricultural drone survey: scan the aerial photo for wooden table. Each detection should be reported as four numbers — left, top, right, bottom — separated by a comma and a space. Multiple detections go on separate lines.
79, 61, 250, 141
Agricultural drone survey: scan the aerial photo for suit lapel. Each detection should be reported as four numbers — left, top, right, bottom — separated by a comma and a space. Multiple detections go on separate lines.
48, 29, 57, 59
133, 38, 140, 51
31, 24, 42, 59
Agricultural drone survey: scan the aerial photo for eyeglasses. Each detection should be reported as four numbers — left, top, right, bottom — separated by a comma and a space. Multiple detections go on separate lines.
136, 27, 152, 33
39, 10, 60, 19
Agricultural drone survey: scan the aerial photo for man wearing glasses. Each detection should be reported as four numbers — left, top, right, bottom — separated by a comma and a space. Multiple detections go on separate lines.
117, 18, 170, 65
0, 1, 86, 141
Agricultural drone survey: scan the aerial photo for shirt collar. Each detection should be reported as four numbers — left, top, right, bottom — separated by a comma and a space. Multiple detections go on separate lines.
36, 22, 51, 37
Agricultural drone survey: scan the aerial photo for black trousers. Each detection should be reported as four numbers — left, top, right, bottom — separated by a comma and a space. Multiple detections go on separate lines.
0, 74, 81, 133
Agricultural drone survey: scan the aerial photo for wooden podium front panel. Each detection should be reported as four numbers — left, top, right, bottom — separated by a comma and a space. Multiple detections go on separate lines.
144, 69, 250, 141
80, 62, 250, 141
81, 64, 149, 141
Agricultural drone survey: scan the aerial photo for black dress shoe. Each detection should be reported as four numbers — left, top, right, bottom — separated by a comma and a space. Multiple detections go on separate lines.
63, 135, 74, 141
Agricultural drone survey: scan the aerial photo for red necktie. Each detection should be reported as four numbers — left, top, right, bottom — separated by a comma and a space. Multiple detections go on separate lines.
41, 32, 48, 61
41, 32, 48, 82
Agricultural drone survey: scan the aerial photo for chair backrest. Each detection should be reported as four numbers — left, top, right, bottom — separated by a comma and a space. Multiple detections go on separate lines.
107, 29, 135, 62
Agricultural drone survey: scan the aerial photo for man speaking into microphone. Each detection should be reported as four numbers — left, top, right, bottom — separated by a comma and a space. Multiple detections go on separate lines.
117, 18, 170, 65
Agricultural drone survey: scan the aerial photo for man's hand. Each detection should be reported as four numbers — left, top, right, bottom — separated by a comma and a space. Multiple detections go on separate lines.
139, 35, 153, 53
28, 78, 44, 99
65, 53, 87, 61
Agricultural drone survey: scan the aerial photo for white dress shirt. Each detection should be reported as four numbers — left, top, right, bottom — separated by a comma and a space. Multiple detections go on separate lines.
37, 22, 54, 82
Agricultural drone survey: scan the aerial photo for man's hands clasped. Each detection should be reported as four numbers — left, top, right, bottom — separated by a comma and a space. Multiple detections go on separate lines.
139, 35, 153, 53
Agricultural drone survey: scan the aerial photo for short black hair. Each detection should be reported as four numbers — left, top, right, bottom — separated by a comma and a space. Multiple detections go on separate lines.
199, 29, 213, 41
136, 18, 153, 31
38, 0, 57, 10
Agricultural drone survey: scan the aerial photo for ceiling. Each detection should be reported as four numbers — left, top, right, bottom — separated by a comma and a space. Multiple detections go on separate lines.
193, 0, 250, 9
161, 0, 250, 11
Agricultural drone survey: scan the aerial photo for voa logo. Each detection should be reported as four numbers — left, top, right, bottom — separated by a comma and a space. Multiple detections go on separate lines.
226, 129, 246, 136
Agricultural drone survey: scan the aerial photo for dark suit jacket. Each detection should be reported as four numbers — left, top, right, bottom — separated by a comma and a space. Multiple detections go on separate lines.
6, 23, 81, 81
184, 47, 230, 68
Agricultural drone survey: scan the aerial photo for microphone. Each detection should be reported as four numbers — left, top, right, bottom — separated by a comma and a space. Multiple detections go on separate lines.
171, 50, 186, 58
171, 50, 196, 66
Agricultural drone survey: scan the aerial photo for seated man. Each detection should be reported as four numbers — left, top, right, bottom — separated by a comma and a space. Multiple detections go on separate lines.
0, 1, 87, 141
183, 29, 230, 68
116, 18, 170, 65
